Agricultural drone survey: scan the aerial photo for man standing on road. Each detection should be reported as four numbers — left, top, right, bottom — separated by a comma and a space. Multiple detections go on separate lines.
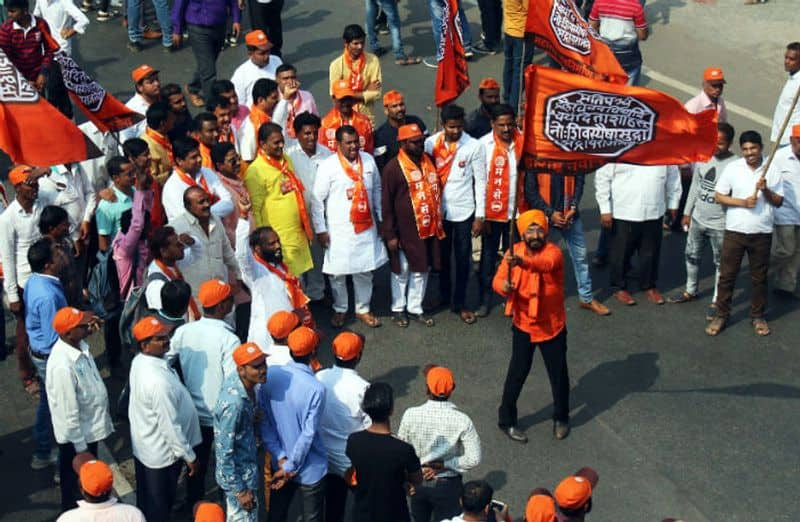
464, 78, 500, 139
121, 65, 161, 143
493, 210, 571, 442
685, 67, 728, 122
329, 24, 382, 124
276, 63, 318, 139
770, 125, 800, 297
771, 42, 800, 147
319, 80, 375, 154
373, 90, 427, 172
231, 30, 283, 109
141, 100, 176, 184
192, 113, 221, 169
588, 0, 649, 85
238, 78, 281, 163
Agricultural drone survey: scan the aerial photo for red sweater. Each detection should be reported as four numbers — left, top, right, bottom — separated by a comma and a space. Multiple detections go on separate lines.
0, 16, 58, 81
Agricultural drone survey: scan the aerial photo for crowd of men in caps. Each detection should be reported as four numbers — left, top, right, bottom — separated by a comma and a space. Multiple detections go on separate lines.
1, 0, 799, 519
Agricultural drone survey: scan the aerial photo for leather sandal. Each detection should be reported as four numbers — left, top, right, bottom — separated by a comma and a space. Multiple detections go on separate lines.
752, 318, 771, 336
458, 310, 477, 324
705, 316, 726, 336
355, 312, 382, 328
392, 311, 409, 328
330, 312, 346, 329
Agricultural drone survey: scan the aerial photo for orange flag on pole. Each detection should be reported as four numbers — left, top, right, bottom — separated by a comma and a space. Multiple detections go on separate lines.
0, 49, 101, 165
525, 0, 628, 84
434, 0, 470, 107
523, 66, 717, 174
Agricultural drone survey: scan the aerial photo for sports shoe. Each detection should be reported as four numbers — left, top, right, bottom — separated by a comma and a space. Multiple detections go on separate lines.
422, 56, 437, 69
472, 41, 497, 55
96, 10, 111, 21
126, 40, 143, 53
80, 0, 93, 12
31, 448, 58, 470
464, 46, 474, 59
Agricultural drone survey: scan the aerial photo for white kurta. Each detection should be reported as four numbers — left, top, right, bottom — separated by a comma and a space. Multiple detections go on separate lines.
311, 152, 388, 275
231, 56, 284, 109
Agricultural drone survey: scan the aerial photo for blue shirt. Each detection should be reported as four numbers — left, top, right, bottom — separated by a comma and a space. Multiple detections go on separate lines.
24, 273, 67, 354
96, 186, 133, 239
258, 361, 327, 485
214, 374, 258, 494
171, 0, 241, 34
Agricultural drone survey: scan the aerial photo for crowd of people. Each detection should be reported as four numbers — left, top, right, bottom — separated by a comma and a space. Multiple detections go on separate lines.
1, 0, 799, 520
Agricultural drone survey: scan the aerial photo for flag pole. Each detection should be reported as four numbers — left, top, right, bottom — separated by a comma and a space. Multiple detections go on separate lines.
753, 82, 800, 196
507, 39, 529, 284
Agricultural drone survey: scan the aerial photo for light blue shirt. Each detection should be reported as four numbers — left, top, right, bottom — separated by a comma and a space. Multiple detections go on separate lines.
214, 374, 258, 494
24, 273, 67, 354
96, 186, 133, 238
258, 361, 328, 485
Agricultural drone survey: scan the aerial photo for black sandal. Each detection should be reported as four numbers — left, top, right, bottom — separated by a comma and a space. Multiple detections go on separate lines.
409, 313, 435, 327
392, 311, 409, 328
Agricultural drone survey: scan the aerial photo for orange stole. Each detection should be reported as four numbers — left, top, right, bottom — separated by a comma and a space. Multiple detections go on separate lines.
485, 130, 524, 222
336, 152, 373, 233
431, 133, 458, 186
396, 150, 444, 240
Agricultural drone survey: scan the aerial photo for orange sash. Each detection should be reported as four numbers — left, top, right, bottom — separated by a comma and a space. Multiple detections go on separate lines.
342, 49, 365, 92
253, 254, 310, 309
219, 128, 235, 144
397, 150, 444, 240
285, 92, 303, 139
537, 173, 575, 213
431, 133, 458, 186
258, 151, 313, 241
337, 151, 373, 234
145, 127, 174, 165
174, 167, 220, 204
249, 105, 272, 151
485, 130, 524, 222
198, 142, 212, 168
319, 109, 374, 153
154, 259, 200, 320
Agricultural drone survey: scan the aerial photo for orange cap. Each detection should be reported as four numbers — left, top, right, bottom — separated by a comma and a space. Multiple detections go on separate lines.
197, 279, 232, 308
554, 475, 593, 510
287, 326, 319, 356
703, 67, 725, 83
479, 77, 500, 90
332, 79, 358, 99
245, 30, 272, 49
132, 316, 174, 342
268, 310, 300, 340
517, 209, 548, 235
233, 342, 266, 367
397, 123, 424, 141
79, 459, 114, 496
425, 366, 455, 397
383, 89, 404, 106
8, 165, 33, 186
332, 332, 363, 361
194, 501, 225, 522
792, 124, 800, 138
131, 64, 158, 83
525, 494, 556, 522
52, 307, 93, 335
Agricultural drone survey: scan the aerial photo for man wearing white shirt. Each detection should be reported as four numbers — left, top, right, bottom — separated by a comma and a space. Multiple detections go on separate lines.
129, 316, 201, 522
46, 307, 111, 511
121, 65, 161, 144
168, 279, 239, 508
312, 125, 388, 328
231, 29, 283, 109
33, 0, 88, 56
316, 332, 370, 522
56, 458, 146, 522
162, 137, 235, 222
595, 163, 681, 306
771, 126, 800, 297
771, 42, 800, 147
708, 131, 784, 337
236, 78, 286, 163
425, 104, 486, 323
144, 226, 194, 312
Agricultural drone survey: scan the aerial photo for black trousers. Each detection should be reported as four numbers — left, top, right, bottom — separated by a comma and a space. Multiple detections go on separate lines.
135, 457, 183, 522
409, 476, 463, 522
324, 473, 348, 522
267, 477, 325, 522
187, 425, 214, 506
498, 326, 570, 426
58, 441, 99, 512
187, 23, 227, 100
104, 314, 121, 367
609, 218, 662, 291
478, 220, 511, 304
248, 0, 284, 56
476, 0, 502, 47
235, 301, 251, 343
440, 216, 474, 310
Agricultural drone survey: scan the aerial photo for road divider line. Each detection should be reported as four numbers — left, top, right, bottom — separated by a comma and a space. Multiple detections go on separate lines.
98, 441, 135, 501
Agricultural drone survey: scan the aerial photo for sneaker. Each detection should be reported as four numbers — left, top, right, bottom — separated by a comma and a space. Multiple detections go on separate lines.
80, 0, 93, 11
464, 46, 474, 59
31, 448, 58, 471
227, 35, 238, 47
162, 44, 174, 54
377, 23, 389, 35
422, 56, 438, 69
472, 41, 498, 54
126, 40, 143, 53
96, 10, 111, 21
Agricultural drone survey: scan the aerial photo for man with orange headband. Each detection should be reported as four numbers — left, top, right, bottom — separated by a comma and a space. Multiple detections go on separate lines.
493, 209, 571, 442
464, 78, 501, 139
374, 90, 427, 172
319, 79, 375, 154
329, 24, 382, 124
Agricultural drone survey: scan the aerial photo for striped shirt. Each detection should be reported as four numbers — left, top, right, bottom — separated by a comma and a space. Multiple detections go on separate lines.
589, 0, 647, 69
0, 16, 58, 81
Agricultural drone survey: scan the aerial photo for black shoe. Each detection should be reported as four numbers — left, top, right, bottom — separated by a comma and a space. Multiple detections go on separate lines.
126, 40, 142, 53
472, 41, 498, 55
554, 420, 571, 440
591, 255, 607, 268
409, 313, 435, 327
476, 304, 489, 317
499, 425, 528, 443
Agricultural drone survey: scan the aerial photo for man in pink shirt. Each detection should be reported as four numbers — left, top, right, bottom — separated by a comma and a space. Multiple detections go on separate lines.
275, 63, 318, 139
212, 79, 251, 135
684, 66, 728, 122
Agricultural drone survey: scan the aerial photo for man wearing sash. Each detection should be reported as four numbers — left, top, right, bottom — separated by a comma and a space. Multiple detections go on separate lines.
244, 122, 313, 277
192, 112, 221, 169
382, 123, 443, 327
276, 63, 318, 140
319, 80, 374, 154
328, 24, 382, 124
312, 125, 387, 329
141, 101, 176, 185
238, 78, 284, 163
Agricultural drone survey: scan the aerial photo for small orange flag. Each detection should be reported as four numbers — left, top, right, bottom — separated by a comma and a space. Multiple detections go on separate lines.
434, 0, 470, 106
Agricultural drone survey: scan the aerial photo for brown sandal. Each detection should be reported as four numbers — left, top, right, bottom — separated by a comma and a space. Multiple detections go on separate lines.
184, 84, 205, 107
459, 310, 477, 324
355, 312, 382, 328
395, 56, 421, 66
705, 316, 726, 336
330, 312, 346, 329
23, 377, 41, 399
752, 318, 771, 336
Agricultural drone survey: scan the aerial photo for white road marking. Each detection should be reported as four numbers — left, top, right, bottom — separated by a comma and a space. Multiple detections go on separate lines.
98, 441, 134, 499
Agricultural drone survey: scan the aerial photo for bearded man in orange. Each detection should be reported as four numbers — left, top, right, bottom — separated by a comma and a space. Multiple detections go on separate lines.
319, 80, 374, 154
244, 122, 313, 278
493, 209, 571, 444
328, 24, 382, 124
382, 124, 444, 328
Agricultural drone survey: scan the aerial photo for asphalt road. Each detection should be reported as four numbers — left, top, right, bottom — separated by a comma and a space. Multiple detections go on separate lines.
1, 0, 799, 520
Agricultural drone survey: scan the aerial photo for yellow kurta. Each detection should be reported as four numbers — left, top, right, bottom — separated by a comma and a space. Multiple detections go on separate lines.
141, 130, 173, 185
329, 52, 382, 124
244, 154, 313, 276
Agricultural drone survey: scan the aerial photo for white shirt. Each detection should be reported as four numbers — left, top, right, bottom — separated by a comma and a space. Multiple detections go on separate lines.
716, 157, 784, 234
121, 94, 149, 144
78, 122, 115, 193
56, 498, 146, 522
595, 163, 682, 221
33, 0, 88, 55
771, 146, 800, 225
425, 131, 487, 221
38, 164, 96, 240
311, 152, 389, 275
231, 56, 284, 109
266, 343, 292, 365
286, 142, 332, 208
479, 132, 520, 221
315, 366, 371, 476
162, 167, 235, 223
168, 317, 239, 426
772, 70, 800, 145
236, 99, 289, 161
45, 338, 113, 452
0, 199, 51, 302
129, 353, 202, 468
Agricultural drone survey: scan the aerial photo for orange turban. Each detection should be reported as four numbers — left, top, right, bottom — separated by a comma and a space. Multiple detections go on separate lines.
425, 366, 455, 397
398, 123, 423, 141
383, 90, 404, 106
516, 209, 548, 235
525, 494, 556, 522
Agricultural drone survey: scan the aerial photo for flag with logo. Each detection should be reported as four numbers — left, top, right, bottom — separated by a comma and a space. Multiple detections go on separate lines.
525, 0, 628, 84
434, 0, 470, 106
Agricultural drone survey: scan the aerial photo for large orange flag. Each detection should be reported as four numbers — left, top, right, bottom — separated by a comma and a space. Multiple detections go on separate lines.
525, 0, 628, 84
0, 49, 101, 165
434, 0, 469, 107
523, 66, 717, 174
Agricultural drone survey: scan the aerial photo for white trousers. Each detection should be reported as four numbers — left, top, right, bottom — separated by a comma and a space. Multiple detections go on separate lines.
329, 272, 374, 314
390, 251, 429, 314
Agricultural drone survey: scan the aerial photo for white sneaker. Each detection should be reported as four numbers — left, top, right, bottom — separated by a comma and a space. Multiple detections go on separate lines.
422, 56, 438, 69
30, 448, 58, 470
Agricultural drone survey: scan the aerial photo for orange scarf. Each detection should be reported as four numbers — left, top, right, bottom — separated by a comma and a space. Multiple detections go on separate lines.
249, 104, 272, 151
342, 49, 365, 92
198, 142, 212, 168
174, 167, 220, 204
257, 151, 313, 241
485, 130, 524, 222
154, 259, 200, 320
145, 127, 174, 165
336, 151, 373, 233
285, 92, 303, 139
218, 128, 235, 144
432, 133, 458, 186
537, 173, 575, 213
397, 150, 445, 240
319, 109, 373, 153
254, 254, 310, 309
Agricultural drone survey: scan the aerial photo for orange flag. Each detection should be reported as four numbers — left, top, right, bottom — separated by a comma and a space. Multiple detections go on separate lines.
523, 66, 717, 174
0, 49, 101, 165
434, 0, 470, 106
525, 0, 628, 84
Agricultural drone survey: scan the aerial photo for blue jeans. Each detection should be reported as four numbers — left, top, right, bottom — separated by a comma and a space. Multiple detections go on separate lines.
502, 34, 535, 113
552, 216, 594, 303
626, 65, 642, 86
31, 354, 54, 460
685, 219, 723, 302
127, 0, 172, 47
366, 0, 406, 59
429, 0, 473, 53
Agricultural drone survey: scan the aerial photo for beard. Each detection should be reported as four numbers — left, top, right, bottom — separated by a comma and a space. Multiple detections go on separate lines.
262, 248, 283, 264
525, 238, 544, 251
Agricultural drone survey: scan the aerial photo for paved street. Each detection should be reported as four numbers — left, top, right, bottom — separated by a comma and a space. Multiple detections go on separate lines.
1, 0, 799, 520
